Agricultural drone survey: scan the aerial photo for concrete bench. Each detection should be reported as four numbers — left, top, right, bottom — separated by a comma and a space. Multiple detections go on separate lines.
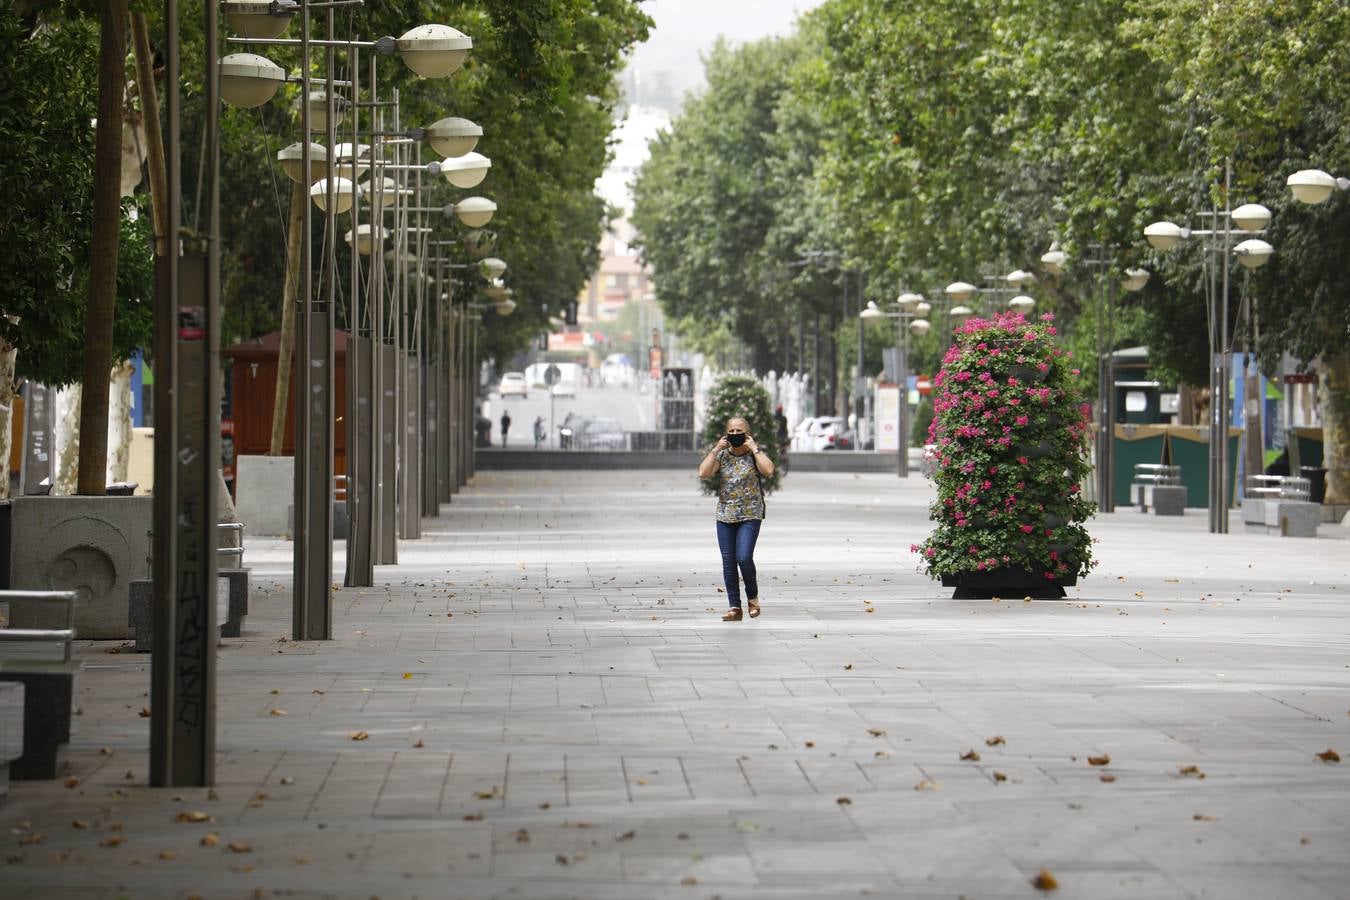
1, 681, 23, 803
1132, 464, 1182, 512
1241, 497, 1320, 538
0, 590, 78, 780
129, 523, 250, 652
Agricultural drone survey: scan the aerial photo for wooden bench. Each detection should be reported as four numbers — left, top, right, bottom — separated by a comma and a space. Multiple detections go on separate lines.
0, 590, 78, 779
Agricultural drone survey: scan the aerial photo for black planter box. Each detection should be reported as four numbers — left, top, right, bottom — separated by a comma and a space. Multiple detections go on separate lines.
941, 567, 1074, 599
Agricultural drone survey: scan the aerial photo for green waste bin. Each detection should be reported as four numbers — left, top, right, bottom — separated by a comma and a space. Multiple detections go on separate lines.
1164, 426, 1241, 509
1293, 427, 1324, 468
1112, 424, 1168, 508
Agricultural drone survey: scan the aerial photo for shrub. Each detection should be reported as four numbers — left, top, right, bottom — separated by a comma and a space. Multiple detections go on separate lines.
913, 313, 1095, 583
700, 374, 782, 496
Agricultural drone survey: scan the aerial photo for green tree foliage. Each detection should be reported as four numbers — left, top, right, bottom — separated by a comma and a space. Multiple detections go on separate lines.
0, 9, 154, 386
700, 375, 781, 496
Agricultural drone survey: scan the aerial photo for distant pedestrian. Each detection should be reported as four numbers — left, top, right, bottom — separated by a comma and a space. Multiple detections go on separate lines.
697, 416, 773, 621
533, 416, 546, 449
500, 411, 511, 448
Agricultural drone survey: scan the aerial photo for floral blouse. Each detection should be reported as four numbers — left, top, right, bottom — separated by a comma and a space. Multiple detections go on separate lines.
715, 449, 766, 523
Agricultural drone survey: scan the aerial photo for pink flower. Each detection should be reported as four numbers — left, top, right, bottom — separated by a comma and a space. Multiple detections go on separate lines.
925, 548, 936, 558
1020, 524, 1035, 533
1017, 455, 1029, 465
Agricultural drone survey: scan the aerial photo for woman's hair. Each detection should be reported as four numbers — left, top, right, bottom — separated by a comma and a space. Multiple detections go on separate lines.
725, 416, 749, 431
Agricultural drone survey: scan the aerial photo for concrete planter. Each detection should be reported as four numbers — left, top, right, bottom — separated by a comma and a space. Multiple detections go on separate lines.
7, 495, 152, 640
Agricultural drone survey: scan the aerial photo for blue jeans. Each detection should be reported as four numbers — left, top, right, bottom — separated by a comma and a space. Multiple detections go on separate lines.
715, 519, 761, 607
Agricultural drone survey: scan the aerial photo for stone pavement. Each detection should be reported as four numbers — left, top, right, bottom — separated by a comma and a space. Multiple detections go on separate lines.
2, 469, 1349, 900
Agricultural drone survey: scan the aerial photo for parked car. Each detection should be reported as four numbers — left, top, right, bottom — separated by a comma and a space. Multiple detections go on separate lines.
551, 379, 577, 398
498, 371, 527, 398
802, 416, 850, 451
579, 417, 625, 450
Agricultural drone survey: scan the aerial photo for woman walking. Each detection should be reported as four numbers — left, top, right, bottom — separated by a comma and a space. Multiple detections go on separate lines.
698, 416, 774, 621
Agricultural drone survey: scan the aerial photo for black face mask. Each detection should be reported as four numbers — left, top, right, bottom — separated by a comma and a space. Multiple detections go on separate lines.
727, 433, 748, 448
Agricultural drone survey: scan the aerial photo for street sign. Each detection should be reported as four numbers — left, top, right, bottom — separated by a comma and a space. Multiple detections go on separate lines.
544, 364, 561, 386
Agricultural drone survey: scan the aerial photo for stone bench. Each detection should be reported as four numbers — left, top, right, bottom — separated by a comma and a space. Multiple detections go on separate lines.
129, 523, 249, 652
1241, 498, 1320, 538
0, 590, 79, 780
1152, 484, 1187, 516
1, 681, 23, 803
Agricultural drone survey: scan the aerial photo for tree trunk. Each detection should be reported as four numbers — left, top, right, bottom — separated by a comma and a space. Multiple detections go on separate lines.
269, 180, 305, 455
0, 343, 16, 500
1320, 348, 1350, 505
107, 360, 134, 483
76, 0, 128, 495
129, 10, 167, 254
1176, 383, 1197, 426
54, 385, 82, 496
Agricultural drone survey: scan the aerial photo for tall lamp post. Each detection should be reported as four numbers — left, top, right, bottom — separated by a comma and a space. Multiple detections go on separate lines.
1144, 166, 1275, 533
860, 293, 929, 476
1040, 243, 1151, 512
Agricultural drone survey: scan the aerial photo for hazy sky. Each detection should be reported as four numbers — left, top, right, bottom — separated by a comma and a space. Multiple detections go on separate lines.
626, 0, 825, 109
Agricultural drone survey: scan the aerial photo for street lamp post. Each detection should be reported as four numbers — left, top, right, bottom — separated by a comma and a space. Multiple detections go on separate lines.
1041, 243, 1151, 512
861, 294, 929, 477
1145, 163, 1275, 533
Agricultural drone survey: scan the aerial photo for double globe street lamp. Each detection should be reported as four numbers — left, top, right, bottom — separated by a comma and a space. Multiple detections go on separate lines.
1144, 172, 1275, 534
860, 292, 934, 477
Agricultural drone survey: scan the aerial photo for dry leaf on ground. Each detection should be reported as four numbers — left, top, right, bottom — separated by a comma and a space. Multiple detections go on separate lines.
1315, 748, 1340, 763
992, 772, 1008, 783
914, 779, 939, 792
99, 835, 125, 848
1193, 814, 1215, 822
836, 796, 852, 805
1099, 774, 1117, 783
1087, 754, 1111, 766
960, 749, 981, 762
348, 731, 369, 741
986, 735, 1006, 746
71, 820, 89, 830
413, 739, 425, 749
159, 850, 177, 860
18, 833, 44, 846
269, 709, 286, 717
175, 811, 212, 824
680, 876, 698, 886
227, 842, 252, 854
514, 829, 530, 843
474, 786, 499, 800
200, 833, 220, 847
867, 728, 887, 737
1178, 765, 1206, 778
1032, 868, 1059, 891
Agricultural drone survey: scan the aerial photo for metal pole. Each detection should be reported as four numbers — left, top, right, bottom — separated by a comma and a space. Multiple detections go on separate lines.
1207, 194, 1221, 533
896, 315, 908, 477
1217, 161, 1233, 533
150, 0, 218, 785
1095, 259, 1110, 512
1104, 277, 1117, 512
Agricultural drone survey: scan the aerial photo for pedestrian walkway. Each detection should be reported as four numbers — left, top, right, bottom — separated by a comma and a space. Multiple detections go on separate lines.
3, 470, 1349, 899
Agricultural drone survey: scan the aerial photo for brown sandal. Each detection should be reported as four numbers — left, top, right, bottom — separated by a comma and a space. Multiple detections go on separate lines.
722, 607, 743, 622
747, 599, 761, 619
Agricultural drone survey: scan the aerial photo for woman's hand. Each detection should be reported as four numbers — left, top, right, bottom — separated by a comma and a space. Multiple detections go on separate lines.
714, 435, 730, 452
743, 434, 759, 454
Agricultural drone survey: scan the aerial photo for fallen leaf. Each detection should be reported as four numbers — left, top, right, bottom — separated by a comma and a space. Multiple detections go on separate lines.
680, 876, 698, 886
867, 728, 887, 738
985, 735, 1006, 746
269, 709, 287, 717
874, 751, 889, 759
227, 841, 252, 854
960, 749, 981, 762
18, 833, 44, 846
293, 855, 311, 865
200, 833, 220, 847
207, 789, 219, 801
836, 796, 852, 805
138, 708, 151, 718
462, 812, 483, 821
537, 802, 551, 810
175, 811, 212, 824
992, 772, 1008, 783
1087, 754, 1111, 766
63, 776, 80, 789
159, 850, 177, 860
514, 829, 530, 843
914, 779, 939, 792
1193, 814, 1215, 822
474, 786, 499, 800
413, 739, 425, 749
1032, 868, 1059, 891
555, 854, 569, 866
99, 835, 125, 848
1315, 748, 1340, 764
269, 689, 280, 695
311, 689, 324, 695
71, 820, 89, 830
615, 830, 636, 842
402, 673, 413, 680
1099, 774, 1117, 783
635, 777, 648, 785
805, 741, 815, 748
279, 777, 295, 786
348, 731, 369, 741
1178, 765, 1206, 779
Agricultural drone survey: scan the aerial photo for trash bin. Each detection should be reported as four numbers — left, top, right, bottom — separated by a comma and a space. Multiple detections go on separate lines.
1301, 466, 1327, 504
1164, 426, 1241, 509
1112, 424, 1167, 509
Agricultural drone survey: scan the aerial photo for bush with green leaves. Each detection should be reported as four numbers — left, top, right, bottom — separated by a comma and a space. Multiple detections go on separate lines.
913, 313, 1095, 584
699, 374, 781, 496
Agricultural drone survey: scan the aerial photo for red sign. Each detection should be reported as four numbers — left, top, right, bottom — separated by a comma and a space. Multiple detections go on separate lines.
916, 375, 932, 396
1282, 373, 1319, 384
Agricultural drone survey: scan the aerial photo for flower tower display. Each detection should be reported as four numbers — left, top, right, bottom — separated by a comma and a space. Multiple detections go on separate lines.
914, 313, 1095, 598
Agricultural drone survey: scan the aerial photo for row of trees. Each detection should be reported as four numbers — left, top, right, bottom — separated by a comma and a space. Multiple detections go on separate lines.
631, 0, 1349, 503
1, 0, 651, 493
